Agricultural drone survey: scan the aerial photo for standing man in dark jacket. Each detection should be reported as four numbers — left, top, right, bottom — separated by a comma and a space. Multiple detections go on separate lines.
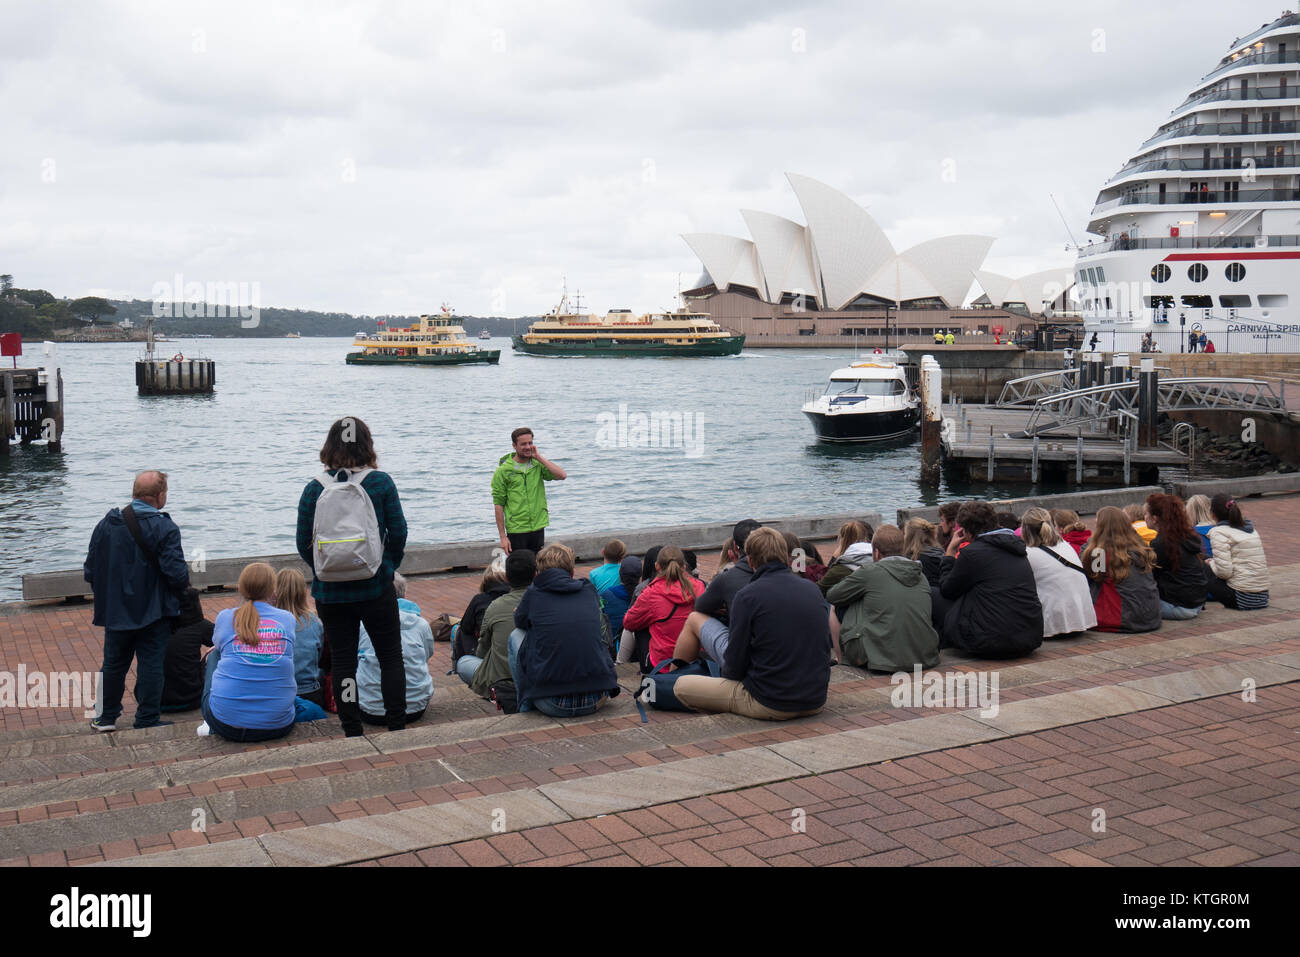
931, 501, 1043, 659
84, 470, 191, 730
675, 527, 832, 719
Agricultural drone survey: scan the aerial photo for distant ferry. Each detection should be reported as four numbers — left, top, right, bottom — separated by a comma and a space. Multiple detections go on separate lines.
346, 306, 500, 365
478, 329, 492, 339
1079, 11, 1300, 353
512, 292, 744, 357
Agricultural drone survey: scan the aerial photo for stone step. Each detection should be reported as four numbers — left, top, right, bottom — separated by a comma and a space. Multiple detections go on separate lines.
97, 652, 1300, 868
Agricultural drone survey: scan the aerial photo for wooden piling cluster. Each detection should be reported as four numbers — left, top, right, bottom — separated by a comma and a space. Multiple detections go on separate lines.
0, 367, 64, 454
135, 358, 216, 395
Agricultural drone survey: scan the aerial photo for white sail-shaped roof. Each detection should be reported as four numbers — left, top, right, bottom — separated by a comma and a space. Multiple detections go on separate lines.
974, 268, 1075, 311
787, 173, 895, 310
741, 209, 821, 305
899, 235, 995, 309
860, 257, 939, 304
680, 234, 761, 294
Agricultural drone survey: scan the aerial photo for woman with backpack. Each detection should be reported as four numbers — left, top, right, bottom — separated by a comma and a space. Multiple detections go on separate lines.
295, 416, 409, 736
622, 546, 706, 668
1081, 507, 1161, 633
1204, 493, 1270, 610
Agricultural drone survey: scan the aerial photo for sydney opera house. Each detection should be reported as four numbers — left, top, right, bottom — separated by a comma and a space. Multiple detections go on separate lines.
681, 173, 1074, 344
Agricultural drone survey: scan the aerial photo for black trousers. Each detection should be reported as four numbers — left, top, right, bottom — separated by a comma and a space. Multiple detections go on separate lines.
508, 529, 545, 553
317, 583, 407, 734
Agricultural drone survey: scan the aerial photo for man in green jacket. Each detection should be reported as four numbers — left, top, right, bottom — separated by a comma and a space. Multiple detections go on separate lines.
825, 524, 939, 673
462, 549, 537, 698
492, 427, 567, 553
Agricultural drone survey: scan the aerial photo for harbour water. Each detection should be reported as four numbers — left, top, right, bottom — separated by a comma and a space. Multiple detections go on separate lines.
2, 337, 1087, 601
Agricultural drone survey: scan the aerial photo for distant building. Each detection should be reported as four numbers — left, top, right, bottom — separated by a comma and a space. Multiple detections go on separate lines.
681, 173, 1071, 343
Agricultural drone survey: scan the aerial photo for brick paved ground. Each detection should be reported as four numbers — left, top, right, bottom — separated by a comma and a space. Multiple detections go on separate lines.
361, 685, 1300, 868
1, 494, 1298, 866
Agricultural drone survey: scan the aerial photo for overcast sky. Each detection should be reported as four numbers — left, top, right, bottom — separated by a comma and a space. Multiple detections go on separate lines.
0, 0, 1283, 316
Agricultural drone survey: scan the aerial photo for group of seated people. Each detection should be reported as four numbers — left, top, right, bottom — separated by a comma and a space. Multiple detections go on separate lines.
160, 565, 439, 742
171, 489, 1271, 736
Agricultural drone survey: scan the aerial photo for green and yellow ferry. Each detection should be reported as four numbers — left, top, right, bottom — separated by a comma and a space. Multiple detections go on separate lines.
346, 307, 500, 366
511, 294, 744, 358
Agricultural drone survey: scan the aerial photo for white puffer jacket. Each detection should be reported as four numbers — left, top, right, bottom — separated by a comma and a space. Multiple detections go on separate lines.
1207, 522, 1270, 594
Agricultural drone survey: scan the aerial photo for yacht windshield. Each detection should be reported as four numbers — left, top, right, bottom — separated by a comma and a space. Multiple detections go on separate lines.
826, 379, 901, 396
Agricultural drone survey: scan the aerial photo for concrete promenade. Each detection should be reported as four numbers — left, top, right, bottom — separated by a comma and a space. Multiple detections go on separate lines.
1, 496, 1298, 867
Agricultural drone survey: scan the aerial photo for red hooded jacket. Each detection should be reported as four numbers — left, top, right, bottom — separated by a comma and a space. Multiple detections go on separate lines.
622, 575, 706, 666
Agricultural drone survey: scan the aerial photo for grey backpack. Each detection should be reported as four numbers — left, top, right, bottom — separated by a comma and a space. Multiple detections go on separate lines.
312, 468, 384, 581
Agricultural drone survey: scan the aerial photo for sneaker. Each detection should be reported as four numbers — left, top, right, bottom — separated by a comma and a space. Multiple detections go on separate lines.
90, 717, 116, 732
133, 720, 173, 730
195, 722, 211, 737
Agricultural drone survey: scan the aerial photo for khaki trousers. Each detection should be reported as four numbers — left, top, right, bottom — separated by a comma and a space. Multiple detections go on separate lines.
673, 676, 822, 721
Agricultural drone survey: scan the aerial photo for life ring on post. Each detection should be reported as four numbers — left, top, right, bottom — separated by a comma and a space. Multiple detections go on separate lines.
172, 353, 185, 362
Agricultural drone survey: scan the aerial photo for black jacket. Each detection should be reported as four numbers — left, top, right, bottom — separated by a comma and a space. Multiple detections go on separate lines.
724, 562, 832, 713
83, 501, 190, 630
455, 583, 510, 660
693, 556, 753, 624
514, 569, 619, 705
917, 546, 945, 588
161, 591, 214, 709
938, 531, 1043, 658
1151, 531, 1207, 609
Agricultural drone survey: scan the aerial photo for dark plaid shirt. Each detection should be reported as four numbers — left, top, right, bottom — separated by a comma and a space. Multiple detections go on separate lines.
296, 469, 407, 604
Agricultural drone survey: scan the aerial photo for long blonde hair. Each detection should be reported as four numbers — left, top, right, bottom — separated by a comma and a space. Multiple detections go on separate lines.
1019, 507, 1061, 547
656, 546, 698, 602
902, 518, 938, 560
1082, 507, 1154, 583
234, 562, 277, 646
1185, 494, 1213, 526
274, 567, 313, 626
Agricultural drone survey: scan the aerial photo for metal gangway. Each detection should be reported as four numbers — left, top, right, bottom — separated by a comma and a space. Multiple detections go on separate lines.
995, 366, 1172, 408
1016, 377, 1284, 438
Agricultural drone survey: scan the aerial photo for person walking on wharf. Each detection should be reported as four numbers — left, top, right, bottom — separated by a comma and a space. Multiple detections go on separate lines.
492, 427, 567, 554
84, 470, 192, 731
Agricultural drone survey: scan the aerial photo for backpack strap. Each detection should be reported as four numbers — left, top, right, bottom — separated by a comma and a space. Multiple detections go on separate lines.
1037, 544, 1088, 575
122, 505, 161, 572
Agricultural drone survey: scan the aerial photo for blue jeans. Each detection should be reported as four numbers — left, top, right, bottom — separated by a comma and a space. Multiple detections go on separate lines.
507, 628, 606, 718
456, 654, 483, 687
99, 619, 171, 728
1160, 601, 1203, 620
200, 649, 293, 743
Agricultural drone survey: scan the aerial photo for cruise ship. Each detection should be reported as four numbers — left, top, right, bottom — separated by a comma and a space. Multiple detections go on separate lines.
1079, 11, 1300, 354
511, 292, 745, 357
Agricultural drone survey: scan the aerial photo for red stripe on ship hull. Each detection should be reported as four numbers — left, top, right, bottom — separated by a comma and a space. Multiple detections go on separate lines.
1163, 251, 1300, 261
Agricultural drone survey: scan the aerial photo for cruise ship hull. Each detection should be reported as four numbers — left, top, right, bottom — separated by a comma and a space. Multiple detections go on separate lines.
511, 335, 745, 357
346, 350, 500, 365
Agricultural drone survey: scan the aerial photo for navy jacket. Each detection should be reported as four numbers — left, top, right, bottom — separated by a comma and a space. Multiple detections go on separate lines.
513, 568, 619, 705
84, 500, 191, 630
693, 556, 753, 624
937, 530, 1043, 658
723, 561, 832, 713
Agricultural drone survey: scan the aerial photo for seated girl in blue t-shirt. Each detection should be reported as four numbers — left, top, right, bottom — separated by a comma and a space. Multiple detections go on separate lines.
275, 567, 326, 708
200, 562, 298, 742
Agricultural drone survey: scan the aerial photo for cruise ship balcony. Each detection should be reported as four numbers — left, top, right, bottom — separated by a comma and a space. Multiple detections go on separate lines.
1140, 119, 1299, 149
1076, 233, 1300, 259
1107, 152, 1298, 185
1092, 186, 1300, 214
